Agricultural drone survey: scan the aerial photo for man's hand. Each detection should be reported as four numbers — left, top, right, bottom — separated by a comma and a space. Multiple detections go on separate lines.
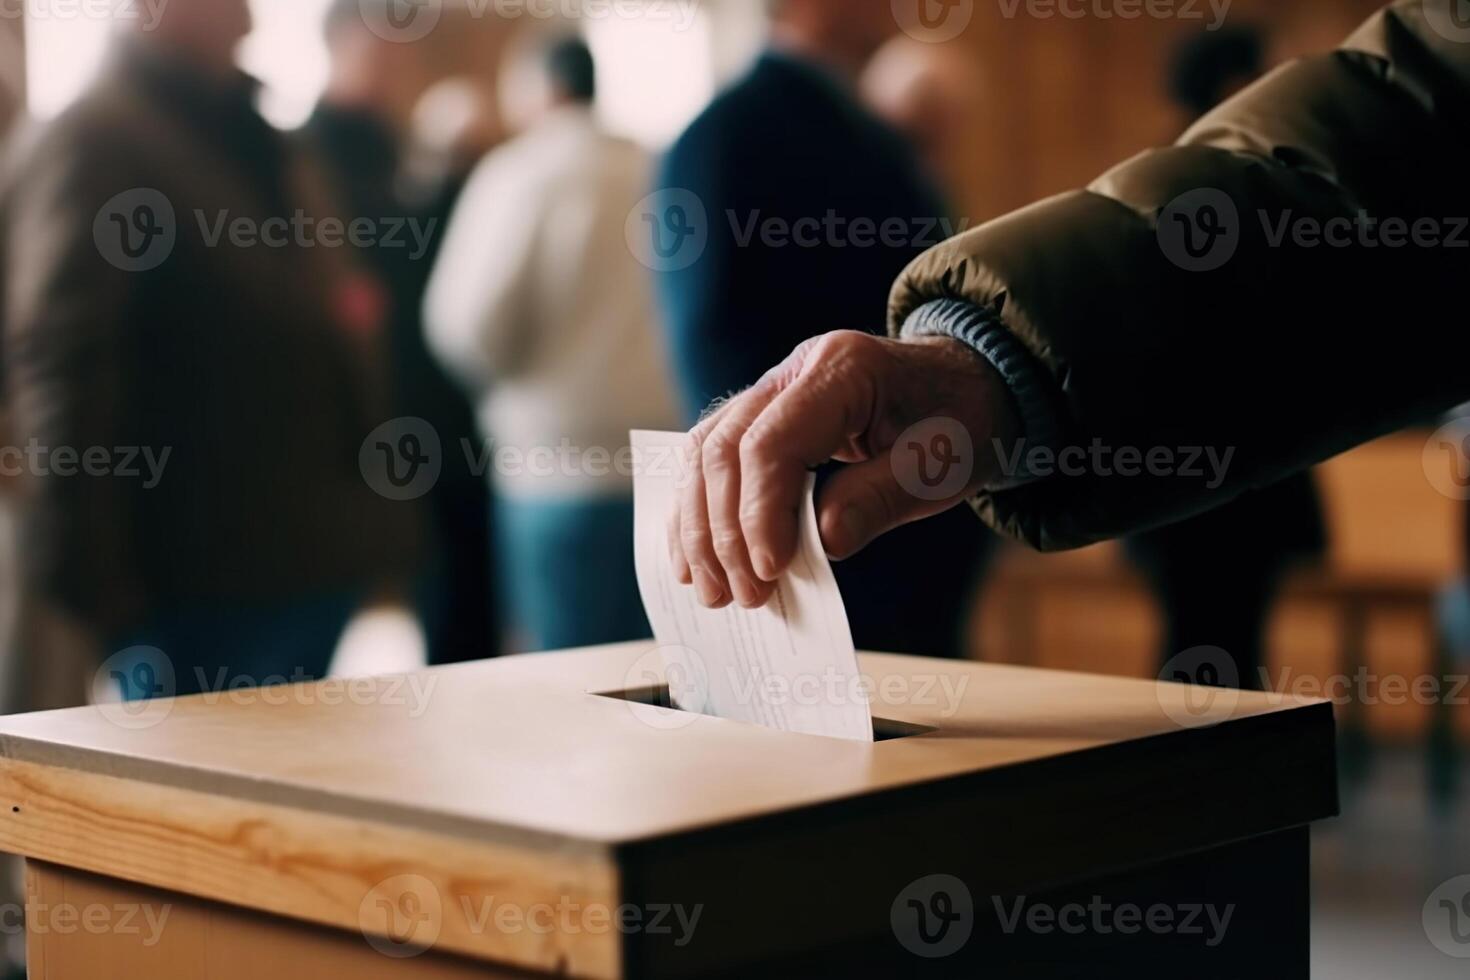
669, 330, 1021, 609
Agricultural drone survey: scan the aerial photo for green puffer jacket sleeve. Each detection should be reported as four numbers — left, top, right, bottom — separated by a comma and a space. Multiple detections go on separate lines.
889, 0, 1470, 551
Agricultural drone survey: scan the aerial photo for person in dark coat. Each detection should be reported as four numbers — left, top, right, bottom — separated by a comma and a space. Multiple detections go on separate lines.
0, 0, 421, 695
652, 0, 991, 659
662, 1, 1469, 641
1125, 24, 1327, 691
304, 0, 501, 665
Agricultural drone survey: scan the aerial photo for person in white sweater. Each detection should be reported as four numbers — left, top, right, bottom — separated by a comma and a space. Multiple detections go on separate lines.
424, 36, 679, 652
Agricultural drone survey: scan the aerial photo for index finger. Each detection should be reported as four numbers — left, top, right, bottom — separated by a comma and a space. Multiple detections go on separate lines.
739, 333, 878, 581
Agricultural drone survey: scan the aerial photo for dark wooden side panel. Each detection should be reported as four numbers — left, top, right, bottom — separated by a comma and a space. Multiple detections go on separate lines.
636, 828, 1310, 980
621, 704, 1334, 978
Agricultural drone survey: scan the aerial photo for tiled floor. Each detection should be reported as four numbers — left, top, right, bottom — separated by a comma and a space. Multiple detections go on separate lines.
1313, 750, 1470, 978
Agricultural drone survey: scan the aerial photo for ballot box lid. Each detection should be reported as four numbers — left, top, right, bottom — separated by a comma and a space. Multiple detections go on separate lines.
0, 644, 1337, 978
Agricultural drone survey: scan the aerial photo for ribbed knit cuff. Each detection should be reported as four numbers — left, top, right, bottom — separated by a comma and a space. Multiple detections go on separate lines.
901, 298, 1065, 489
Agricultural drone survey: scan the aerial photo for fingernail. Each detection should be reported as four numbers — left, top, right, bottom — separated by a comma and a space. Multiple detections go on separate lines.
731, 575, 758, 608
751, 549, 776, 581
692, 566, 726, 607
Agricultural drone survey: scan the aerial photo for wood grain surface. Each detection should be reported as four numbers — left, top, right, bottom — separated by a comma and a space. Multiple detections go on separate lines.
0, 644, 1330, 845
0, 644, 1338, 977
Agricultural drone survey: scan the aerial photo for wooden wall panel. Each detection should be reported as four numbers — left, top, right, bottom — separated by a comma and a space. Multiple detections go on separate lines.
973, 432, 1466, 743
932, 0, 1386, 224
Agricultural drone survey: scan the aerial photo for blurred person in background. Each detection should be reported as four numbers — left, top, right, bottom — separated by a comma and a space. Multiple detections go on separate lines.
307, 0, 501, 664
1123, 24, 1326, 691
662, 1, 1464, 628
652, 0, 991, 658
0, 20, 22, 677
425, 36, 680, 652
0, 47, 20, 966
1167, 25, 1268, 130
0, 0, 420, 697
401, 78, 505, 223
861, 36, 981, 203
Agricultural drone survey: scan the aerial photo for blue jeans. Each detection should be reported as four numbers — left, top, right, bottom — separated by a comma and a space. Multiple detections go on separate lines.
1440, 579, 1470, 666
496, 495, 651, 652
112, 592, 362, 699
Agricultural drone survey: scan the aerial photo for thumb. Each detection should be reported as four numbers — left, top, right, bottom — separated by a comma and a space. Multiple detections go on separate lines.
816, 454, 970, 561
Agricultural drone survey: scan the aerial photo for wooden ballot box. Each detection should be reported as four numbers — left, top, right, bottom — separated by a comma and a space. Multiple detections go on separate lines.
0, 644, 1336, 979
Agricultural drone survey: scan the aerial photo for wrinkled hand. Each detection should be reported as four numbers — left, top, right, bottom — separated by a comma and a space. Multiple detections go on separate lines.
669, 330, 1020, 609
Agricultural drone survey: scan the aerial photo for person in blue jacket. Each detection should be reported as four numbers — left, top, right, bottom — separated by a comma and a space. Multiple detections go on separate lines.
650, 0, 991, 659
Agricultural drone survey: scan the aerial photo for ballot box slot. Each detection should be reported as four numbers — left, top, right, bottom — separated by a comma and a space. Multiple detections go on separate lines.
591, 686, 935, 741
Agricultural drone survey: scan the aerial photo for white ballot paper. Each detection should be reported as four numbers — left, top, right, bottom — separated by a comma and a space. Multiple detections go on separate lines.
631, 430, 873, 742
